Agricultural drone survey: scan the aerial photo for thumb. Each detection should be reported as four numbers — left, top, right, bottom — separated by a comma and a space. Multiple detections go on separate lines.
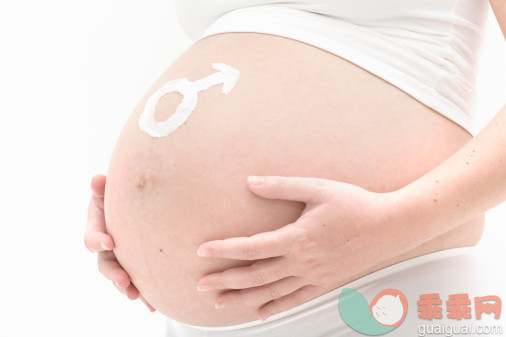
246, 176, 328, 203
91, 174, 106, 199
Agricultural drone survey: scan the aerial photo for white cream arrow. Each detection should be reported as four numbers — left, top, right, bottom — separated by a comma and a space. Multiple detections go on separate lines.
139, 62, 240, 138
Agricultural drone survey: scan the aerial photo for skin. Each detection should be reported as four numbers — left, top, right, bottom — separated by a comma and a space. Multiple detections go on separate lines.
85, 0, 505, 324
196, 3, 506, 319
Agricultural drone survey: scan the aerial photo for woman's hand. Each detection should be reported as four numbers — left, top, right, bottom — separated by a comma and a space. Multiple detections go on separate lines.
84, 174, 156, 312
196, 176, 408, 320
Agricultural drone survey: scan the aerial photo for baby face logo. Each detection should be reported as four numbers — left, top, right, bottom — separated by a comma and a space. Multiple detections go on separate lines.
339, 288, 408, 335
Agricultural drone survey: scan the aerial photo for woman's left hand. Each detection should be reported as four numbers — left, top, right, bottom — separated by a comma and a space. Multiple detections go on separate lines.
196, 176, 408, 320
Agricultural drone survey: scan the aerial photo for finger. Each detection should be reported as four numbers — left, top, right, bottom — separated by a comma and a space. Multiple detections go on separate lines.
197, 225, 297, 260
124, 283, 141, 300
112, 279, 143, 301
85, 176, 114, 252
84, 229, 115, 253
90, 175, 106, 212
97, 251, 132, 289
214, 276, 303, 308
87, 179, 106, 232
197, 257, 289, 291
247, 176, 329, 204
113, 280, 126, 295
140, 295, 157, 312
258, 285, 320, 320
91, 174, 106, 200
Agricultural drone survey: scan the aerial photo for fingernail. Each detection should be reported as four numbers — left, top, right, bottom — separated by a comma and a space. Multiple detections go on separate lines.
197, 283, 213, 291
197, 247, 210, 257
248, 176, 263, 186
215, 301, 229, 309
116, 281, 126, 292
100, 242, 111, 250
259, 312, 271, 321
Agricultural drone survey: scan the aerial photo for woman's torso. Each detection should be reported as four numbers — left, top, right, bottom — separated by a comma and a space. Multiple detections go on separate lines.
104, 32, 484, 326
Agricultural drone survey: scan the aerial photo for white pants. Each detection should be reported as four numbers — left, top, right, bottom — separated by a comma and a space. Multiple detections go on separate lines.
166, 247, 504, 337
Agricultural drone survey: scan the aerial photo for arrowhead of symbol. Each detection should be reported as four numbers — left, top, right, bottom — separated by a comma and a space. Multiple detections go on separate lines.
211, 62, 240, 94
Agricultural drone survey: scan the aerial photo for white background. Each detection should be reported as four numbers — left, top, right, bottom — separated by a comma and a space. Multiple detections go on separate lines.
0, 1, 504, 336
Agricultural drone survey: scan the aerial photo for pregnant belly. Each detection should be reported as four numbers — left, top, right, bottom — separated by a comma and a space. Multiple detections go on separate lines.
104, 32, 484, 326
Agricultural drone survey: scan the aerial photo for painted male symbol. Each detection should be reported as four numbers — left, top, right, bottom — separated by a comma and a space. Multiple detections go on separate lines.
139, 62, 241, 138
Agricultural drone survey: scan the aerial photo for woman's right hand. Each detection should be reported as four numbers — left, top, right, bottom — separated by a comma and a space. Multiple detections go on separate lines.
85, 174, 156, 312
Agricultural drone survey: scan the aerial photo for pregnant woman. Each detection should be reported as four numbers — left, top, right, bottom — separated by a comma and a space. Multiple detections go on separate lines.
86, 0, 506, 335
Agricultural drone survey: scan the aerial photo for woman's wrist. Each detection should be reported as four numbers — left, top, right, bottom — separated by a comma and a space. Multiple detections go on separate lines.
384, 179, 450, 250
378, 103, 506, 256
378, 174, 470, 258
371, 188, 428, 258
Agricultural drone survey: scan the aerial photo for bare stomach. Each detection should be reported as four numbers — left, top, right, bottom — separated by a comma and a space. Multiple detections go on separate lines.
104, 32, 484, 326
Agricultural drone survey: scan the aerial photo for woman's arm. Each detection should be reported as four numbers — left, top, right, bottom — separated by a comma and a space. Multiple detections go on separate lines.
391, 0, 506, 250
490, 0, 506, 37
388, 103, 506, 253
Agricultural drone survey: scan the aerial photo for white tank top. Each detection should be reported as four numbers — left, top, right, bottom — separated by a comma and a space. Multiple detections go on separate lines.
174, 0, 490, 135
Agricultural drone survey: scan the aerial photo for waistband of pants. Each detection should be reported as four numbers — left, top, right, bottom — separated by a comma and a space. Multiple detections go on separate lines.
181, 246, 477, 332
